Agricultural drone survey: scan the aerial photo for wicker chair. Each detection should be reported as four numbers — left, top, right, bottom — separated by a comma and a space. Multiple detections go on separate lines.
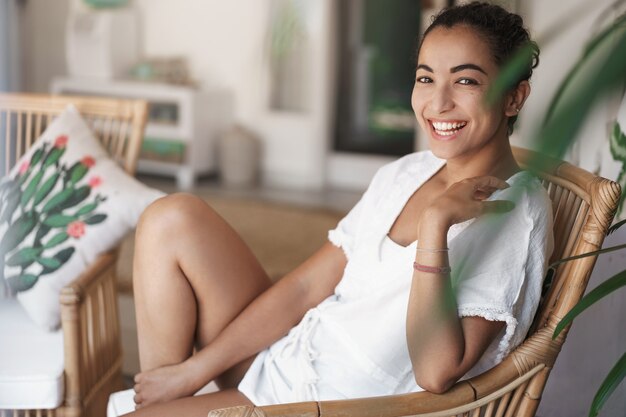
208, 147, 621, 417
0, 93, 148, 417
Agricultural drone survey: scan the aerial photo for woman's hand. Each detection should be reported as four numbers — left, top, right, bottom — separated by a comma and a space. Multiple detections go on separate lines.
133, 361, 199, 408
423, 176, 514, 230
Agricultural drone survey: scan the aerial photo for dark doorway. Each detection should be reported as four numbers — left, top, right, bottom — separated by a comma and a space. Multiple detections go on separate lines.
334, 0, 422, 156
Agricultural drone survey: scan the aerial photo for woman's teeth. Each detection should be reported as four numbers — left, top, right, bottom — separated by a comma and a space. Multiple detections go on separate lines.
432, 121, 467, 136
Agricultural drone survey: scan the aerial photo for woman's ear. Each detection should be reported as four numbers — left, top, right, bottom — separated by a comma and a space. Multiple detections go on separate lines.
504, 80, 531, 117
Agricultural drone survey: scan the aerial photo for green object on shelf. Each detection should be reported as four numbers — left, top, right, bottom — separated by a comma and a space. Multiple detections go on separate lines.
140, 138, 186, 164
83, 0, 128, 9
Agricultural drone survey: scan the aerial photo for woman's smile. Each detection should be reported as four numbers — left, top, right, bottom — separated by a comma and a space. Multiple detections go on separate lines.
429, 119, 468, 140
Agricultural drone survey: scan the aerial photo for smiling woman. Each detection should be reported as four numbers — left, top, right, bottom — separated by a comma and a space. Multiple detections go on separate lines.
122, 3, 553, 417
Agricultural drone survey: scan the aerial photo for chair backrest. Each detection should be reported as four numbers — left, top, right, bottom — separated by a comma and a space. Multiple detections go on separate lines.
459, 147, 621, 416
0, 93, 148, 175
513, 147, 619, 333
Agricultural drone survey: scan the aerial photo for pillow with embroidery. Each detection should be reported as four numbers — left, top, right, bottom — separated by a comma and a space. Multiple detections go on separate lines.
0, 106, 164, 330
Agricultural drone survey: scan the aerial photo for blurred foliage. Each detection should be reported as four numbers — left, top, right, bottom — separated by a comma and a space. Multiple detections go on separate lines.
486, 4, 626, 416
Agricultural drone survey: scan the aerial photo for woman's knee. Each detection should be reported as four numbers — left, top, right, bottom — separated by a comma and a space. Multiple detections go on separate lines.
137, 193, 217, 237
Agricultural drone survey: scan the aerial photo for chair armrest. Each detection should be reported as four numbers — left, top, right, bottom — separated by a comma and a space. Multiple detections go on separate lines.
207, 383, 476, 417
207, 359, 546, 417
59, 249, 124, 409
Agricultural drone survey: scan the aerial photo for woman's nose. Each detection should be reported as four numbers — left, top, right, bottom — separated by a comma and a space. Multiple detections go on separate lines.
430, 85, 454, 113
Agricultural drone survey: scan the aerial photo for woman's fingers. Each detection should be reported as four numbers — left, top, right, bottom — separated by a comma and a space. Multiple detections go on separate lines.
471, 177, 514, 214
425, 175, 514, 227
470, 176, 510, 200
481, 200, 515, 214
471, 175, 510, 191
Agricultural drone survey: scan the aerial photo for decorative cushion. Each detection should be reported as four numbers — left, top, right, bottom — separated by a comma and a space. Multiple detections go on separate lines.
0, 298, 64, 409
0, 106, 164, 330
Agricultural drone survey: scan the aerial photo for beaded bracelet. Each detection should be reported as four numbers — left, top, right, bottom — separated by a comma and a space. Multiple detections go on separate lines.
413, 262, 451, 274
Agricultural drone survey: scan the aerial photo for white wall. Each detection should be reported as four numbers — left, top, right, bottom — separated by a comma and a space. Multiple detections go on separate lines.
0, 0, 21, 91
20, 0, 335, 189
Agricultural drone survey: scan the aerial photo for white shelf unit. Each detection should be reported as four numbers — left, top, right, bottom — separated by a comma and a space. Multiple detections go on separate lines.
51, 77, 233, 189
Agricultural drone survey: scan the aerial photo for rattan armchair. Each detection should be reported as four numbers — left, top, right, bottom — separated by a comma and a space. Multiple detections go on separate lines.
208, 147, 621, 417
0, 93, 148, 417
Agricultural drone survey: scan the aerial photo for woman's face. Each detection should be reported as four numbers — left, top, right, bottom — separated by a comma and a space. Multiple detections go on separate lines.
412, 24, 513, 161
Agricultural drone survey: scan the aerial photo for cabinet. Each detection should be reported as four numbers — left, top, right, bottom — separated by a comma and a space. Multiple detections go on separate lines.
51, 77, 233, 189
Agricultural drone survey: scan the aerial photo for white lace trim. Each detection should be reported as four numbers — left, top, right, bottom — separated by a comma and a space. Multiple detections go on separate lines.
457, 306, 518, 363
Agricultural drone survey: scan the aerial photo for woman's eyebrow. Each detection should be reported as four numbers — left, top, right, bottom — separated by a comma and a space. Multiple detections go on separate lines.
451, 64, 487, 75
417, 63, 488, 75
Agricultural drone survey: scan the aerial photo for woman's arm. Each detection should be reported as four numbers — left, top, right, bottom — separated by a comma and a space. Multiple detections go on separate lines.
134, 242, 347, 406
406, 176, 511, 393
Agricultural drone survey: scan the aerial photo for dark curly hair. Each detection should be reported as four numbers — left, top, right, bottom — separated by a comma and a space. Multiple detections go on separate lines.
418, 2, 540, 131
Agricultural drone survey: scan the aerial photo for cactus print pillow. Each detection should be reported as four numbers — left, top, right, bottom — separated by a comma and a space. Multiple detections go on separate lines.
0, 106, 164, 330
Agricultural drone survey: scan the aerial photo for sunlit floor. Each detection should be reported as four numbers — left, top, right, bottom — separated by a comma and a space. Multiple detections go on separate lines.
138, 173, 362, 213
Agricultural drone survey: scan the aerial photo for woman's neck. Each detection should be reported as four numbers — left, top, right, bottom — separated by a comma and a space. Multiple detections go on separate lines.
440, 142, 520, 187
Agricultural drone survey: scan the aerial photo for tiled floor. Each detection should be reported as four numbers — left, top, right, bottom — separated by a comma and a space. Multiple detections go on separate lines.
119, 175, 362, 380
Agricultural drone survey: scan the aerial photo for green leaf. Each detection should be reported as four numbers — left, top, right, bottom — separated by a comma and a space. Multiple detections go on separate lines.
610, 122, 626, 162
34, 224, 52, 244
42, 188, 73, 213
6, 273, 39, 292
554, 270, 626, 339
41, 247, 75, 274
608, 218, 626, 235
20, 170, 45, 207
84, 213, 107, 225
589, 351, 626, 417
30, 147, 44, 167
544, 14, 626, 127
75, 202, 97, 216
0, 192, 21, 225
57, 186, 91, 211
54, 247, 74, 263
486, 42, 537, 105
6, 247, 44, 267
44, 232, 69, 248
43, 147, 65, 168
548, 244, 626, 270
42, 214, 77, 228
537, 19, 626, 158
609, 122, 626, 216
33, 172, 60, 206
0, 211, 38, 254
68, 162, 88, 185
17, 168, 31, 186
37, 257, 62, 270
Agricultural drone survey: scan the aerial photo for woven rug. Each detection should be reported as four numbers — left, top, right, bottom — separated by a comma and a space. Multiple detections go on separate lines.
116, 197, 345, 293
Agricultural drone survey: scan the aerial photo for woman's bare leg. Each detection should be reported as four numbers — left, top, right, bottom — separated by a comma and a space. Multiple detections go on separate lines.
123, 389, 252, 417
133, 193, 272, 388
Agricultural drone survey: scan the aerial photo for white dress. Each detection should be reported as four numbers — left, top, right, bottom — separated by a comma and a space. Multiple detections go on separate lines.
238, 151, 554, 405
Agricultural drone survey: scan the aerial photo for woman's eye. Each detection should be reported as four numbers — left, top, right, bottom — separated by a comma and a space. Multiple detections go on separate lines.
416, 76, 433, 84
457, 78, 478, 86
